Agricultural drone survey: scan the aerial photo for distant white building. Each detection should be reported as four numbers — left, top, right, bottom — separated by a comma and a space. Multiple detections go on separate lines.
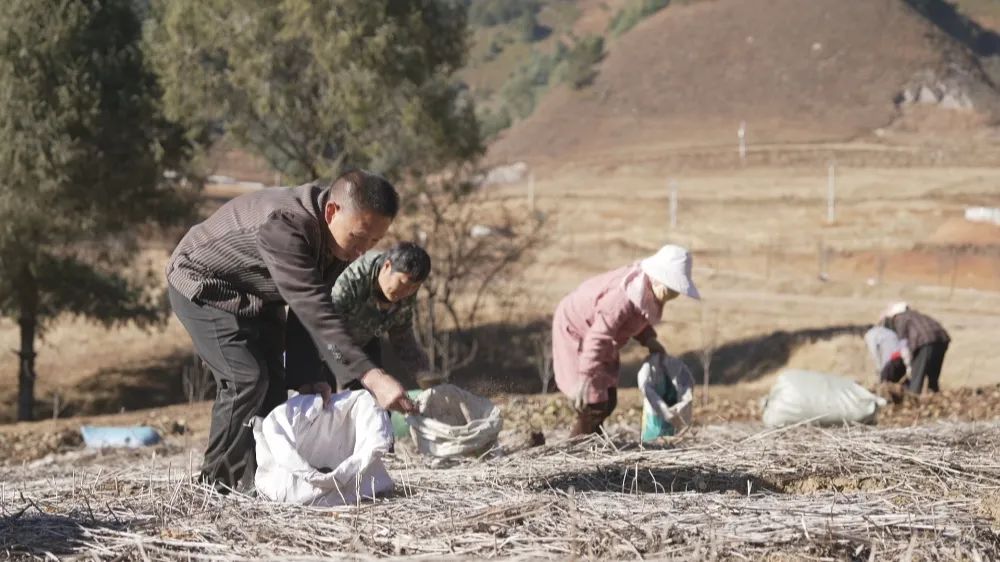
964, 207, 1000, 226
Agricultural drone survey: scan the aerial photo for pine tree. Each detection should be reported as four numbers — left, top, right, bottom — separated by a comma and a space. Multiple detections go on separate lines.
0, 0, 198, 420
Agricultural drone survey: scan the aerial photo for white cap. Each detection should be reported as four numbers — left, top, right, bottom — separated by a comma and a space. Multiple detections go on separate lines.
640, 245, 700, 300
881, 301, 908, 321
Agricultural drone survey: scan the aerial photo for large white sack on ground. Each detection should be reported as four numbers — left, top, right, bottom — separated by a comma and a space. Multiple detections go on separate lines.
761, 369, 888, 428
253, 391, 394, 506
407, 384, 502, 458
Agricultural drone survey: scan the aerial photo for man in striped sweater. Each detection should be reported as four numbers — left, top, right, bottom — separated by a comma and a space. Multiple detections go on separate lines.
881, 302, 950, 395
166, 169, 416, 493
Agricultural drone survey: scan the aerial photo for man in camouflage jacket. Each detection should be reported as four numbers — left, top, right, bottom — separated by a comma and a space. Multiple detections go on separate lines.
288, 242, 436, 390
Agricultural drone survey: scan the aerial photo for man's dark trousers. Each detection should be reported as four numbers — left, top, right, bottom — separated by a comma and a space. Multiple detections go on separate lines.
169, 285, 287, 492
908, 341, 949, 394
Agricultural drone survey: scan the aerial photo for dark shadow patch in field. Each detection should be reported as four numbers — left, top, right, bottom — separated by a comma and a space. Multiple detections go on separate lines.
52, 350, 195, 419
0, 319, 869, 422
68, 352, 193, 413
411, 322, 870, 397
620, 324, 871, 388
0, 350, 198, 423
904, 0, 1000, 57
0, 511, 132, 557
619, 324, 869, 388
384, 319, 555, 396
538, 465, 783, 495
676, 323, 869, 386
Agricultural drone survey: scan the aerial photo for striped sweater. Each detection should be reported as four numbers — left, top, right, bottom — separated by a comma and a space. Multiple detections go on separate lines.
888, 309, 950, 352
166, 181, 376, 382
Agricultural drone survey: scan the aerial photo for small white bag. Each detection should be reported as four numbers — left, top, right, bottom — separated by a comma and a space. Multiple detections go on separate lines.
253, 391, 394, 506
762, 369, 888, 428
406, 384, 502, 458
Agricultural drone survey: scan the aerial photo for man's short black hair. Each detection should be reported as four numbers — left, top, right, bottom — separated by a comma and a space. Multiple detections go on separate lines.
331, 169, 399, 218
385, 242, 431, 282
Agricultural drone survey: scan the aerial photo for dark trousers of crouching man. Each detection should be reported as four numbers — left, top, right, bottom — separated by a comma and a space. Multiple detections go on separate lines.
168, 286, 289, 491
908, 341, 949, 394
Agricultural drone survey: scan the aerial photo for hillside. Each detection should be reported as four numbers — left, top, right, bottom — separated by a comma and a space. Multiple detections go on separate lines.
488, 0, 1000, 165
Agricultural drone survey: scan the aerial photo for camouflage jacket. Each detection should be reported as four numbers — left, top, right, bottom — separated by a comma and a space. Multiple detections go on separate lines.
331, 251, 430, 374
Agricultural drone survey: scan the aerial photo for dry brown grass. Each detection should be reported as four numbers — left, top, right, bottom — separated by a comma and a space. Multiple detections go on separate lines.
2, 420, 998, 560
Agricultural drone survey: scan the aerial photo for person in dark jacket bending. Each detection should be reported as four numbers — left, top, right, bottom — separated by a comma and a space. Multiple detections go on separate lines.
880, 302, 950, 395
166, 169, 417, 492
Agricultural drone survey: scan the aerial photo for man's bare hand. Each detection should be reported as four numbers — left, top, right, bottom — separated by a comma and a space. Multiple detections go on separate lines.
298, 382, 333, 406
360, 369, 418, 414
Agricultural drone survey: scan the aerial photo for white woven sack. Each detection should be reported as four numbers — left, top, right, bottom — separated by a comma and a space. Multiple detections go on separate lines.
407, 384, 502, 458
253, 391, 394, 506
762, 369, 888, 428
637, 353, 695, 437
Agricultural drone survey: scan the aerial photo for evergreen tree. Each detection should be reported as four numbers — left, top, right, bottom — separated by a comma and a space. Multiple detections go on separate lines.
146, 0, 483, 182
0, 0, 198, 420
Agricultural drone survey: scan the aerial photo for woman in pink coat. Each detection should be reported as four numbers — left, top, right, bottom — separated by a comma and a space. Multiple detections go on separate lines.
552, 245, 700, 436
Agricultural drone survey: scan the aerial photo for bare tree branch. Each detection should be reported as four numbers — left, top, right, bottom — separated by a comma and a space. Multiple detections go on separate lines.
403, 172, 547, 381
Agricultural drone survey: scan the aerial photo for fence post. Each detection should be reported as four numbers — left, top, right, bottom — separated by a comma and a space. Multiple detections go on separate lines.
826, 161, 836, 224
764, 237, 773, 280
669, 179, 678, 230
738, 121, 747, 164
528, 173, 535, 212
936, 251, 948, 286
949, 251, 959, 299
817, 239, 829, 281
876, 245, 887, 287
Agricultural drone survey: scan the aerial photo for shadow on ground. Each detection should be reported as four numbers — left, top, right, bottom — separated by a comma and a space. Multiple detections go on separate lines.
0, 511, 131, 557
904, 0, 1000, 57
441, 321, 867, 395
2, 320, 867, 421
670, 324, 869, 387
0, 350, 199, 423
538, 465, 782, 495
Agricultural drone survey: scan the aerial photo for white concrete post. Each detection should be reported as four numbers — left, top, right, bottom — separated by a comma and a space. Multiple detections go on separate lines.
738, 121, 747, 163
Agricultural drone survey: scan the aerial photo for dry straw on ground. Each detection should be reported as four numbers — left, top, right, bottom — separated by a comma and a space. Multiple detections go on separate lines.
2, 420, 998, 560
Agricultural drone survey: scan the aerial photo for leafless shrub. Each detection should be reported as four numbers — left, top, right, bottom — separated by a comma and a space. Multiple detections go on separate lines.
404, 173, 546, 382
530, 325, 553, 393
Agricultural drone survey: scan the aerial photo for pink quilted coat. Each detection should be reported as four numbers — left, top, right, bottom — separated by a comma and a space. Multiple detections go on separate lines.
551, 264, 661, 404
